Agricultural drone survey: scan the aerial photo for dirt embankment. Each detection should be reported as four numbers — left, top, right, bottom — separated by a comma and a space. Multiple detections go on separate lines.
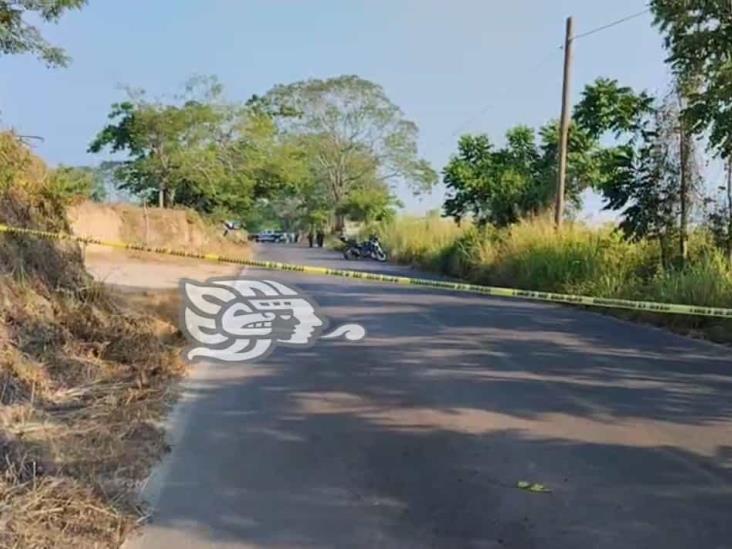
67, 201, 250, 260
66, 201, 248, 293
0, 134, 190, 548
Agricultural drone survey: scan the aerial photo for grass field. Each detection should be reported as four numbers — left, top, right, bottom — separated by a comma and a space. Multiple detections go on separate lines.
374, 215, 732, 343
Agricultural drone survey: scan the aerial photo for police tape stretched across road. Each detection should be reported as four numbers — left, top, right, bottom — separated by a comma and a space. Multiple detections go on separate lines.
1, 222, 731, 319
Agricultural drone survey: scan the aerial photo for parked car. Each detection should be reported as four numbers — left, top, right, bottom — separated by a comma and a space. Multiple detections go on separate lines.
255, 230, 287, 243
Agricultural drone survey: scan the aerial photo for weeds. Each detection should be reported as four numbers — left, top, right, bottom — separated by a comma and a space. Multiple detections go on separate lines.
375, 215, 732, 343
0, 135, 186, 548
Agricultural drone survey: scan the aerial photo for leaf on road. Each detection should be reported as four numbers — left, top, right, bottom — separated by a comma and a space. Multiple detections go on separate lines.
516, 481, 552, 493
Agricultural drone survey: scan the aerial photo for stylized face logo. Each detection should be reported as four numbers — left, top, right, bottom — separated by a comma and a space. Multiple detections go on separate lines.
180, 278, 363, 363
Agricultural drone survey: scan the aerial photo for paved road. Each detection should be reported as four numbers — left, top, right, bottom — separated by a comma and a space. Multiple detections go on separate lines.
127, 244, 732, 549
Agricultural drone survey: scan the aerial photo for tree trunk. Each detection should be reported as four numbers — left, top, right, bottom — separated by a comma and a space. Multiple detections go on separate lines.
678, 93, 689, 267
158, 184, 165, 208
659, 234, 670, 270
143, 197, 150, 246
727, 159, 732, 263
334, 213, 345, 233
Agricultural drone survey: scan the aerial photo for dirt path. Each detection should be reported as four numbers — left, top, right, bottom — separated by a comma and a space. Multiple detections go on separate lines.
84, 251, 241, 290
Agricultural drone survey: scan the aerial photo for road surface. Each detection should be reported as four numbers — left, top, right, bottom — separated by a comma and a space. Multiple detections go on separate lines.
126, 243, 732, 549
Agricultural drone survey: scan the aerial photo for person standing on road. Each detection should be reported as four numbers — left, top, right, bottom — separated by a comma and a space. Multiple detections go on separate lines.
316, 229, 324, 248
307, 230, 314, 248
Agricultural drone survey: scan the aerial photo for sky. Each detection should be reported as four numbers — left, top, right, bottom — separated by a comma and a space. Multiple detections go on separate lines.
0, 0, 676, 220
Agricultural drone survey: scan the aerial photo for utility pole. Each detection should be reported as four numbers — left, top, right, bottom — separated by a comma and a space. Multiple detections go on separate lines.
555, 16, 573, 229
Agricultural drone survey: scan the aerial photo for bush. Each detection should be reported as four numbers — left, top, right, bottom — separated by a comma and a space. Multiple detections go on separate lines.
48, 165, 107, 203
0, 133, 106, 203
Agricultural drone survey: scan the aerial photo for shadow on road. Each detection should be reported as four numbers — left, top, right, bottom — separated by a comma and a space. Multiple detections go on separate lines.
139, 273, 732, 548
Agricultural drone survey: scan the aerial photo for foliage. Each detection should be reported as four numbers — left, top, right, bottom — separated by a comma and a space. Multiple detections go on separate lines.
574, 79, 701, 265
0, 0, 86, 66
372, 215, 467, 266
574, 77, 654, 138
89, 78, 307, 218
651, 1, 732, 157
705, 169, 732, 260
443, 132, 537, 227
261, 75, 437, 226
443, 122, 600, 227
336, 180, 400, 223
0, 131, 39, 189
48, 165, 106, 202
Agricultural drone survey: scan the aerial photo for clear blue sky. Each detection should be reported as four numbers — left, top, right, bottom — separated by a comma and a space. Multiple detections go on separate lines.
1, 0, 672, 219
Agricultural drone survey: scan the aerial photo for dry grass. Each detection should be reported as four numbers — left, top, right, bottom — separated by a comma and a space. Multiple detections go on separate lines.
0, 271, 185, 548
0, 136, 187, 548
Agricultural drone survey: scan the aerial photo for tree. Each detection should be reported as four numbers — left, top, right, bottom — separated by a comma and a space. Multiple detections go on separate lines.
706, 161, 732, 263
0, 0, 86, 67
575, 79, 702, 266
262, 75, 437, 228
443, 124, 600, 227
574, 78, 654, 139
336, 180, 401, 224
89, 79, 307, 216
444, 131, 538, 227
88, 92, 218, 208
603, 103, 683, 265
650, 1, 732, 158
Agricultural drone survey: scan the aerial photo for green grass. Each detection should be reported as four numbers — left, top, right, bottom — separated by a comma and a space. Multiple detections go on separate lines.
374, 215, 732, 343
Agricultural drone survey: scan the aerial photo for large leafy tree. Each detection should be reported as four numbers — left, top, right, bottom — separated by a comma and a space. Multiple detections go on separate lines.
443, 130, 539, 227
89, 79, 306, 216
651, 1, 732, 158
89, 97, 216, 208
261, 75, 437, 228
336, 180, 400, 224
443, 123, 600, 227
603, 100, 685, 262
574, 78, 701, 265
0, 0, 86, 66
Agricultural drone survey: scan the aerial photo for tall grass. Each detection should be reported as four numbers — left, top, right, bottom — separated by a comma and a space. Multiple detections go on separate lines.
376, 215, 467, 265
375, 215, 732, 341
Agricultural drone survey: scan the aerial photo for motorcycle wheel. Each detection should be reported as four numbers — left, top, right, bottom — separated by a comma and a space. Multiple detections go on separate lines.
373, 250, 387, 262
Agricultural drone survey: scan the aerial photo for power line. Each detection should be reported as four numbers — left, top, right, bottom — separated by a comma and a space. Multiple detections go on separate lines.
572, 7, 651, 42
444, 6, 652, 142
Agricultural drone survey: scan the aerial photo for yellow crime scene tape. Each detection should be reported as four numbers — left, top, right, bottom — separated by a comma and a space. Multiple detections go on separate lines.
1, 223, 732, 319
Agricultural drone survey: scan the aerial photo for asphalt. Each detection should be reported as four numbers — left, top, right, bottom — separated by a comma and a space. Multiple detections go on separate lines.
126, 243, 732, 549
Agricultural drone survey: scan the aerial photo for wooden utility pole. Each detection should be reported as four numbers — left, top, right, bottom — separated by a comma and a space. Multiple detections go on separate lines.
555, 16, 574, 229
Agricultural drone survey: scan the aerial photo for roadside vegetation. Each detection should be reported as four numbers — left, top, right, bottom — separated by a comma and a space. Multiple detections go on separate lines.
2, 0, 732, 543
366, 3, 732, 342
0, 134, 186, 546
375, 214, 732, 342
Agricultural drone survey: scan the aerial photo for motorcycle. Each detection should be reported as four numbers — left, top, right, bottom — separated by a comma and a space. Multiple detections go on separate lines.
341, 235, 388, 262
